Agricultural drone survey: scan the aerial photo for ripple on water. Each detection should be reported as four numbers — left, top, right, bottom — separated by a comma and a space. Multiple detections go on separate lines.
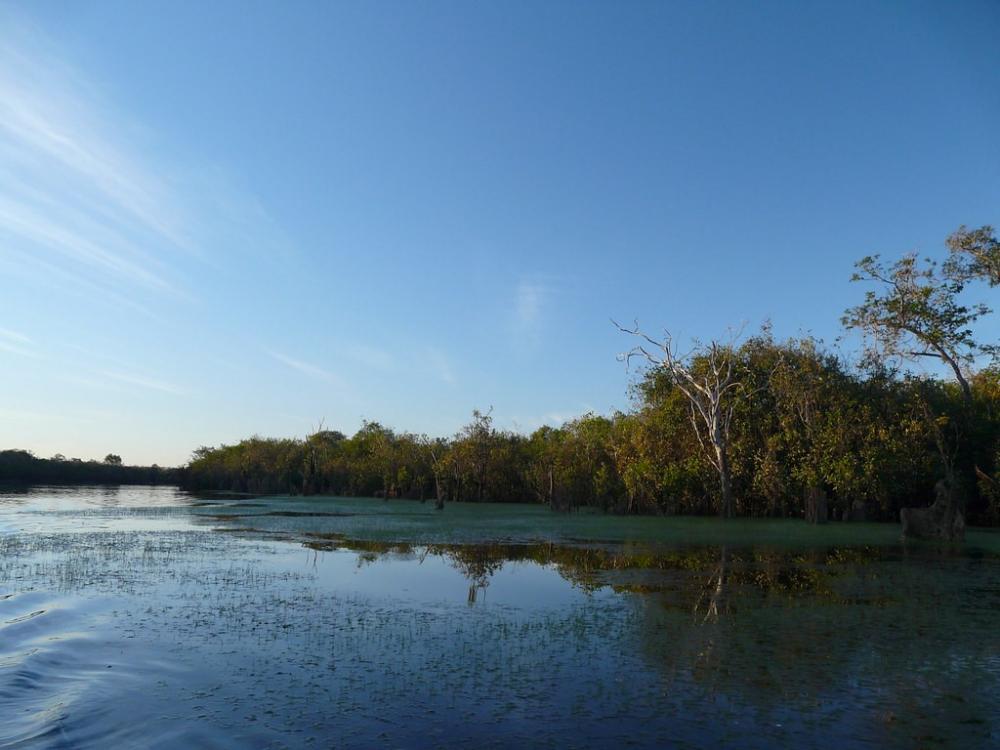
0, 591, 172, 749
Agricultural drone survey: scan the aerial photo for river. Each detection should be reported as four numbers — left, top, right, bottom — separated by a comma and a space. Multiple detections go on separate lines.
1, 485, 997, 748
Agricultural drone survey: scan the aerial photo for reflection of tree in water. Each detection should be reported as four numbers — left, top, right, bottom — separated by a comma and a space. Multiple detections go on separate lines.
633, 545, 869, 693
302, 536, 509, 602
282, 532, 1000, 743
303, 535, 851, 607
445, 546, 506, 603
630, 545, 998, 747
693, 545, 729, 623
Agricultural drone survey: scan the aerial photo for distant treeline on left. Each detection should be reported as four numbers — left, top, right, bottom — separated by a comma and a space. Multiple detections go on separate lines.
0, 449, 179, 485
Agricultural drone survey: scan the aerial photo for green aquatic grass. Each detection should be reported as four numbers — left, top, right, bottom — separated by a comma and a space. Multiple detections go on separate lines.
191, 494, 1000, 553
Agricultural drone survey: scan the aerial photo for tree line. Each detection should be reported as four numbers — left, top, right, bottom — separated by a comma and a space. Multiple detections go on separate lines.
0, 449, 179, 485
183, 225, 1000, 532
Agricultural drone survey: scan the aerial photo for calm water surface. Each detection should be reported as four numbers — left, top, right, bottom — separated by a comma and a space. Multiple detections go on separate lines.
1, 486, 998, 748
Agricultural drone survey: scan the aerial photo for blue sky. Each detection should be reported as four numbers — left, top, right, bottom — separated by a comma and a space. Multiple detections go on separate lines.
1, 1, 998, 465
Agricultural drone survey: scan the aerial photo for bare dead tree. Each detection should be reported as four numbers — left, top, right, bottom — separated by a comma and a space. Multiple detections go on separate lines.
615, 320, 748, 518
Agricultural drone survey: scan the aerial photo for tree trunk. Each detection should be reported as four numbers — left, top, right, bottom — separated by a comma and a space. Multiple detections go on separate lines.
433, 473, 445, 510
717, 446, 734, 519
934, 345, 972, 405
548, 466, 556, 510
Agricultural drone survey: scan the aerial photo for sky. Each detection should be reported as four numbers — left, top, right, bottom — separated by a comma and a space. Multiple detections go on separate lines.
1, 1, 998, 466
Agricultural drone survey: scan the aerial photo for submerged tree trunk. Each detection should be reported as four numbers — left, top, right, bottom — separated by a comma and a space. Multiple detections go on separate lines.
900, 476, 965, 541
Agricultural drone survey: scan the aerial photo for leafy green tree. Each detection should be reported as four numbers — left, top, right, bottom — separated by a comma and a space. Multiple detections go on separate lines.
525, 425, 564, 508
843, 228, 999, 538
456, 409, 495, 502
843, 252, 990, 402
945, 224, 1000, 287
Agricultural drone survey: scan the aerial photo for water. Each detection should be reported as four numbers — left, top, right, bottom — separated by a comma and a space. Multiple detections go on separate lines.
1, 486, 998, 748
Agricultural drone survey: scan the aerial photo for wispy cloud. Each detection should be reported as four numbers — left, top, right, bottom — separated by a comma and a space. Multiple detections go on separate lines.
0, 68, 188, 252
100, 370, 187, 396
0, 327, 31, 344
515, 280, 546, 328
267, 350, 346, 386
0, 326, 36, 357
511, 277, 558, 350
343, 343, 395, 371
424, 346, 457, 384
0, 340, 33, 357
0, 22, 185, 299
0, 195, 174, 291
0, 246, 159, 319
0, 11, 290, 308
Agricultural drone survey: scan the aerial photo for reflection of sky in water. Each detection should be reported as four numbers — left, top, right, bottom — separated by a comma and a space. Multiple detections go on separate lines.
302, 547, 599, 610
1, 486, 998, 748
0, 485, 195, 534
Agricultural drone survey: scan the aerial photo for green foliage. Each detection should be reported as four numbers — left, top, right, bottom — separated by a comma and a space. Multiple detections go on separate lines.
180, 338, 1000, 524
843, 253, 990, 395
843, 227, 997, 399
945, 224, 1000, 287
